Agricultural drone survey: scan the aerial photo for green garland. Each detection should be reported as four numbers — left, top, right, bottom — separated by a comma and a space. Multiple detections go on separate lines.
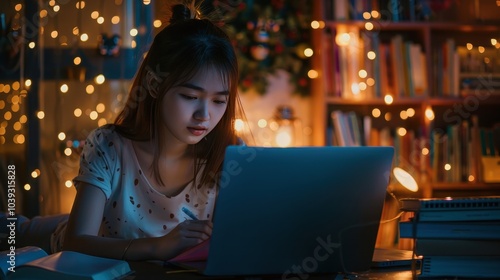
218, 0, 312, 96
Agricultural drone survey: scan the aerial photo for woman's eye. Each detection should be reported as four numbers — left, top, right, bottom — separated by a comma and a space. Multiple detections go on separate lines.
180, 94, 197, 100
214, 99, 227, 105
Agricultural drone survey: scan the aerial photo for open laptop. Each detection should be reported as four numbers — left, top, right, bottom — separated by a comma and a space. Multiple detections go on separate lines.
169, 145, 394, 277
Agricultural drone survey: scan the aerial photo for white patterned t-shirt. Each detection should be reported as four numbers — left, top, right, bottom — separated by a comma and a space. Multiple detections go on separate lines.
72, 126, 217, 239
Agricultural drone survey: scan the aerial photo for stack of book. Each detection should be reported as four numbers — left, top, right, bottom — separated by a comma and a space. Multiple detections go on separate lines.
398, 196, 500, 278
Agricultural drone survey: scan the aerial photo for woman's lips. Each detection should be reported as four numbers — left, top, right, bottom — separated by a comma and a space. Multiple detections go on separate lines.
188, 127, 207, 136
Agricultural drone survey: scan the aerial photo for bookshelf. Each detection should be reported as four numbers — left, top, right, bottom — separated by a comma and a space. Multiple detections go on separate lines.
311, 1, 500, 197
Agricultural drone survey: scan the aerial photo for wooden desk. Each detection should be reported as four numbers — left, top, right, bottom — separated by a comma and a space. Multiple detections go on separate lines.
127, 261, 416, 280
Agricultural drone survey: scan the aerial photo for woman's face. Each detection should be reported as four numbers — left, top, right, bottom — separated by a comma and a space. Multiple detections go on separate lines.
160, 67, 229, 146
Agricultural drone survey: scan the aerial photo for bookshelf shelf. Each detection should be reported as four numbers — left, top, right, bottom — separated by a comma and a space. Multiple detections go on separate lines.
312, 1, 500, 198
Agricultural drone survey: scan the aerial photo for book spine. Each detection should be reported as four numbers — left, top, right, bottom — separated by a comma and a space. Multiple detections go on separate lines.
399, 221, 500, 239
420, 256, 500, 278
416, 239, 500, 256
413, 209, 500, 221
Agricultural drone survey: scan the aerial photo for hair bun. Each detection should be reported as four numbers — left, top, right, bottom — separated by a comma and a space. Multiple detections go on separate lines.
170, 4, 192, 23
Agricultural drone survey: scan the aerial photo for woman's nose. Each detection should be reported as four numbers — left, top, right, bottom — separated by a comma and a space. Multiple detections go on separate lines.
194, 101, 210, 120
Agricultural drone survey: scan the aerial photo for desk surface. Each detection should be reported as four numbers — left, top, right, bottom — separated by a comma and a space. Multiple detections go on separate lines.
127, 261, 417, 280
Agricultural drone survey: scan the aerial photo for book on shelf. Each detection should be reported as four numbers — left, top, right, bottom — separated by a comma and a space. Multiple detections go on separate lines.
0, 246, 132, 280
420, 255, 500, 278
399, 220, 500, 240
415, 238, 500, 256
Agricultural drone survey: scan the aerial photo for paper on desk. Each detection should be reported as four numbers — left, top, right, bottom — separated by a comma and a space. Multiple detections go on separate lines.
168, 239, 210, 262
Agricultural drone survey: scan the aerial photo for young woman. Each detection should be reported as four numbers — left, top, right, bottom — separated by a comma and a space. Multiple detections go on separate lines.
60, 3, 243, 261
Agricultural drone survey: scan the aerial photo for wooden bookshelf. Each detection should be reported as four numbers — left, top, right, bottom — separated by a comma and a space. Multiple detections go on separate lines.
311, 1, 500, 198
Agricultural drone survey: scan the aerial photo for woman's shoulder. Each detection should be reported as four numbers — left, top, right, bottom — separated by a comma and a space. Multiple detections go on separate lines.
84, 124, 125, 147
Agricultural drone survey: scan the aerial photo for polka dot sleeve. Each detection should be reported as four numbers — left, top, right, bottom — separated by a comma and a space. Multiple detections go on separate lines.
73, 127, 118, 199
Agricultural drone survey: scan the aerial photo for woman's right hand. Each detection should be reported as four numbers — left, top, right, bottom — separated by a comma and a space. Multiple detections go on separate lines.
156, 219, 213, 260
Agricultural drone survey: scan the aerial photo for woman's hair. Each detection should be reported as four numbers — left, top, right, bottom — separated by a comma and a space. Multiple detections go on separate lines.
114, 2, 242, 189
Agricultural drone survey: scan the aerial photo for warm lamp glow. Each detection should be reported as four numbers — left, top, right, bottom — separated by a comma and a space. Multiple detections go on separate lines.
393, 167, 418, 192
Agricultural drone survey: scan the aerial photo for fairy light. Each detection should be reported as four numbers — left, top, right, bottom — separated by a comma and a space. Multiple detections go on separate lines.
384, 112, 392, 121
14, 134, 26, 144
112, 16, 120, 24
310, 21, 320, 29
60, 84, 69, 93
397, 127, 407, 136
258, 119, 267, 128
153, 20, 162, 28
25, 79, 32, 87
29, 42, 36, 48
358, 70, 367, 78
53, 5, 60, 12
130, 28, 138, 37
15, 4, 23, 11
425, 107, 435, 121
400, 110, 408, 120
58, 132, 66, 141
36, 111, 45, 119
12, 82, 20, 91
97, 17, 105, 24
86, 85, 95, 94
95, 74, 105, 84
308, 69, 318, 79
384, 94, 394, 105
91, 11, 99, 19
367, 51, 376, 60
74, 57, 81, 65
366, 78, 375, 86
74, 108, 82, 117
359, 82, 367, 91
372, 108, 381, 118
76, 1, 86, 9
407, 108, 415, 117
96, 103, 106, 113
65, 180, 73, 188
364, 22, 374, 31
89, 111, 98, 120
80, 33, 89, 42
466, 43, 473, 50
98, 118, 108, 127
4, 112, 12, 121
304, 48, 313, 57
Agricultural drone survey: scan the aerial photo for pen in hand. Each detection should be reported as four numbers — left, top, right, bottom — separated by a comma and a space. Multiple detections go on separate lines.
181, 207, 198, 220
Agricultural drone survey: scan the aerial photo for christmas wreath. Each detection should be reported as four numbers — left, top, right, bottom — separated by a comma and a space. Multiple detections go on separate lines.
212, 0, 312, 96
